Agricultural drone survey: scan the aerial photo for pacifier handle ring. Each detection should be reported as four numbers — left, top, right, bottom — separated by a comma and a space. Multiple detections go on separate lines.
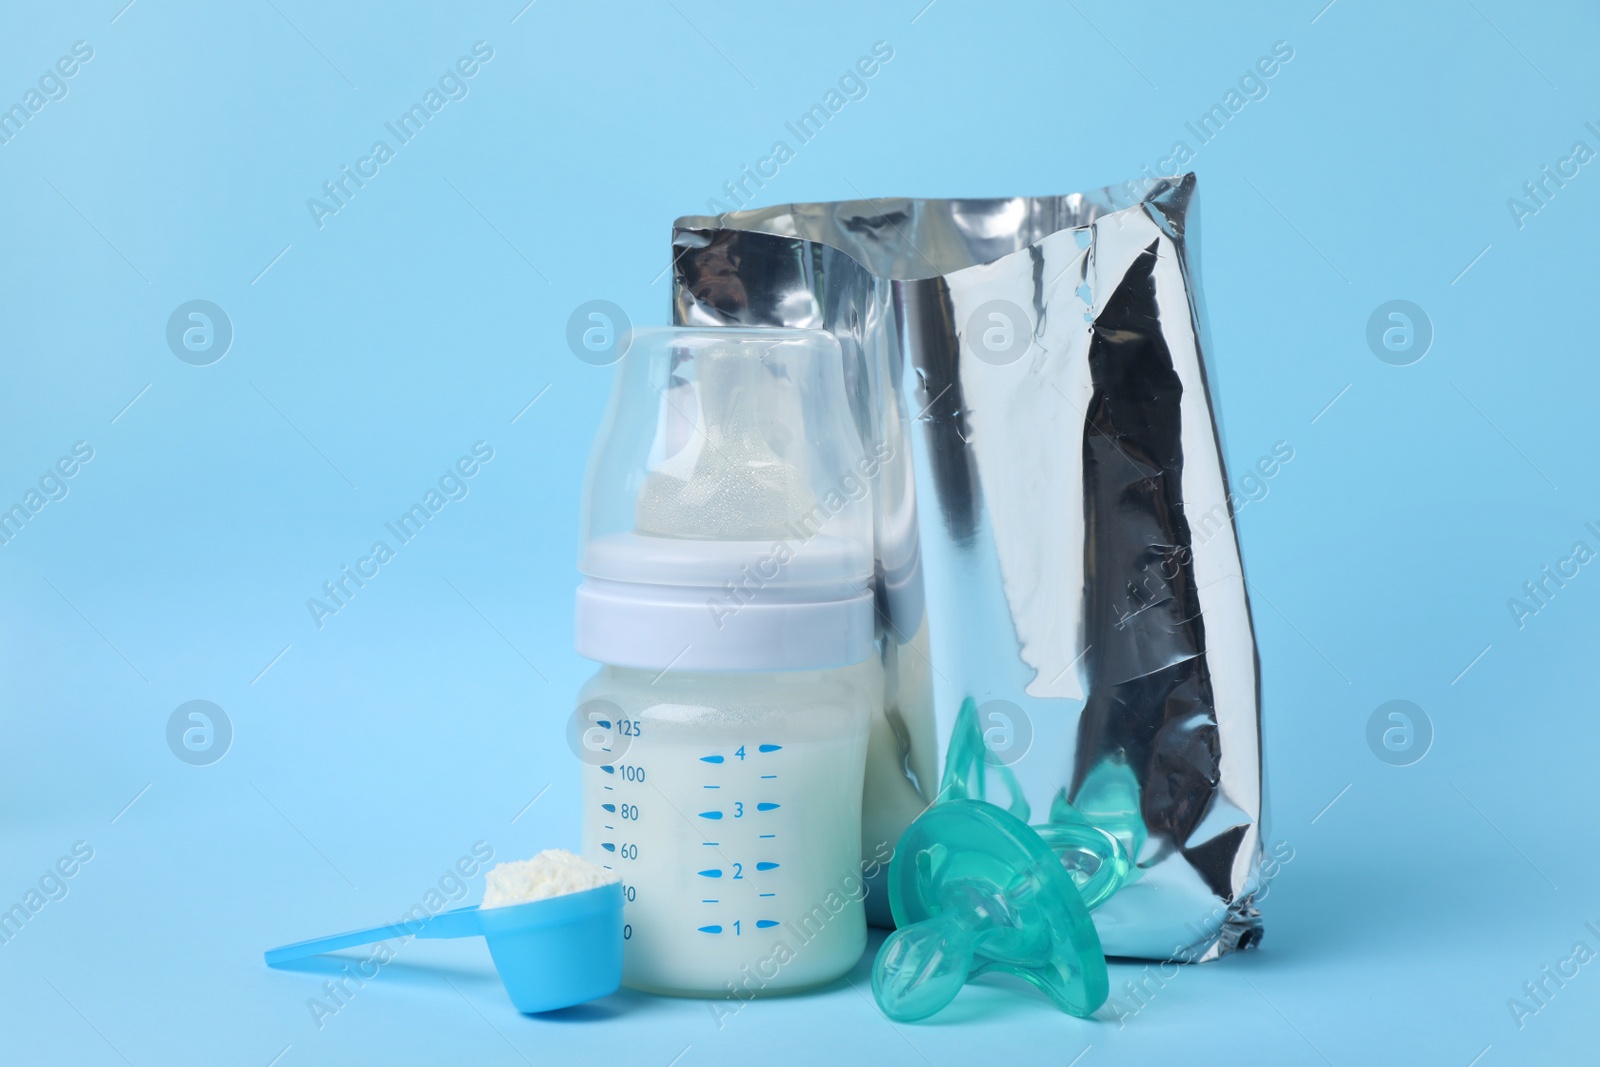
1031, 822, 1132, 912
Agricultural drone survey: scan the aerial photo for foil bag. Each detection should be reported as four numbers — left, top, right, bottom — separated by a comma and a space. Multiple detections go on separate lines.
670, 174, 1265, 961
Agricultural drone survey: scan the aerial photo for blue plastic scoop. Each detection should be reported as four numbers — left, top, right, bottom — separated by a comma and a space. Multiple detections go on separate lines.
265, 882, 623, 1014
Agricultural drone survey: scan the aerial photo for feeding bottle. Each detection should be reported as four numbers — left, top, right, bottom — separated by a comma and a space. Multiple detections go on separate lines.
575, 327, 879, 996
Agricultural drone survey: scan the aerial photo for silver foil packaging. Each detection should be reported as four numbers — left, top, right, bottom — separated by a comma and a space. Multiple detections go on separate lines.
670, 174, 1265, 961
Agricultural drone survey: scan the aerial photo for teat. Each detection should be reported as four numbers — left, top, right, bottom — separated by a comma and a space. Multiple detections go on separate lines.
635, 342, 817, 540
872, 799, 1108, 1022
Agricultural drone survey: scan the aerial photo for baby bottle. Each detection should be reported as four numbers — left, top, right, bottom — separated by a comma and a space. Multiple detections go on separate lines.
575, 327, 879, 997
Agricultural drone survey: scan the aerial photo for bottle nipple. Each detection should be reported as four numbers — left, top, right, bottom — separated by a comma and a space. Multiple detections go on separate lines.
635, 344, 818, 540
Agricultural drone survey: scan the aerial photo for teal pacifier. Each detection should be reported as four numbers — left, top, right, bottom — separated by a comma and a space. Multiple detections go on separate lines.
871, 698, 1138, 1022
873, 799, 1108, 1021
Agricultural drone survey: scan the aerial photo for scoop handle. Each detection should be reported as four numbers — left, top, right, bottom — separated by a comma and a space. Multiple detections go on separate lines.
264, 904, 483, 967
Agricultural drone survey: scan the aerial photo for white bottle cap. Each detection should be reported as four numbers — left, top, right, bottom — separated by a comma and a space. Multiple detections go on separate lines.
576, 532, 874, 671
576, 328, 878, 672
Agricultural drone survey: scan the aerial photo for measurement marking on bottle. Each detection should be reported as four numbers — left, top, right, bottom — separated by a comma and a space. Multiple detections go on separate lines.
603, 825, 614, 830
757, 803, 779, 811
603, 785, 613, 791
759, 834, 776, 839
699, 810, 723, 820
700, 755, 724, 764
758, 744, 782, 753
699, 925, 722, 934
759, 892, 775, 897
601, 843, 616, 852
756, 920, 779, 929
760, 775, 777, 780
703, 784, 719, 789
702, 899, 718, 903
756, 862, 779, 871
602, 803, 616, 812
698, 869, 722, 878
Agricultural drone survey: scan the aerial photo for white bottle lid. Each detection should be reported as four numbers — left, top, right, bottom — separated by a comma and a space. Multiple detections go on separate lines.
576, 532, 875, 672
576, 326, 879, 673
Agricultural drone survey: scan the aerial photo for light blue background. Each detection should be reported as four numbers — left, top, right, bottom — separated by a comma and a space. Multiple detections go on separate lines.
3, 1, 1596, 1064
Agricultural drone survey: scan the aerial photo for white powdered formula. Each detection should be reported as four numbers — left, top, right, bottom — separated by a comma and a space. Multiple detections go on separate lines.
482, 849, 618, 908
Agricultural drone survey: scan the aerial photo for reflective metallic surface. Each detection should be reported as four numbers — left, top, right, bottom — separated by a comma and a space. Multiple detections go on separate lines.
670, 175, 1264, 961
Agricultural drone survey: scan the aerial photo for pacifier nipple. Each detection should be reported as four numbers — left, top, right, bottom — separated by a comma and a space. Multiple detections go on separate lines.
874, 909, 978, 1022
635, 343, 817, 540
